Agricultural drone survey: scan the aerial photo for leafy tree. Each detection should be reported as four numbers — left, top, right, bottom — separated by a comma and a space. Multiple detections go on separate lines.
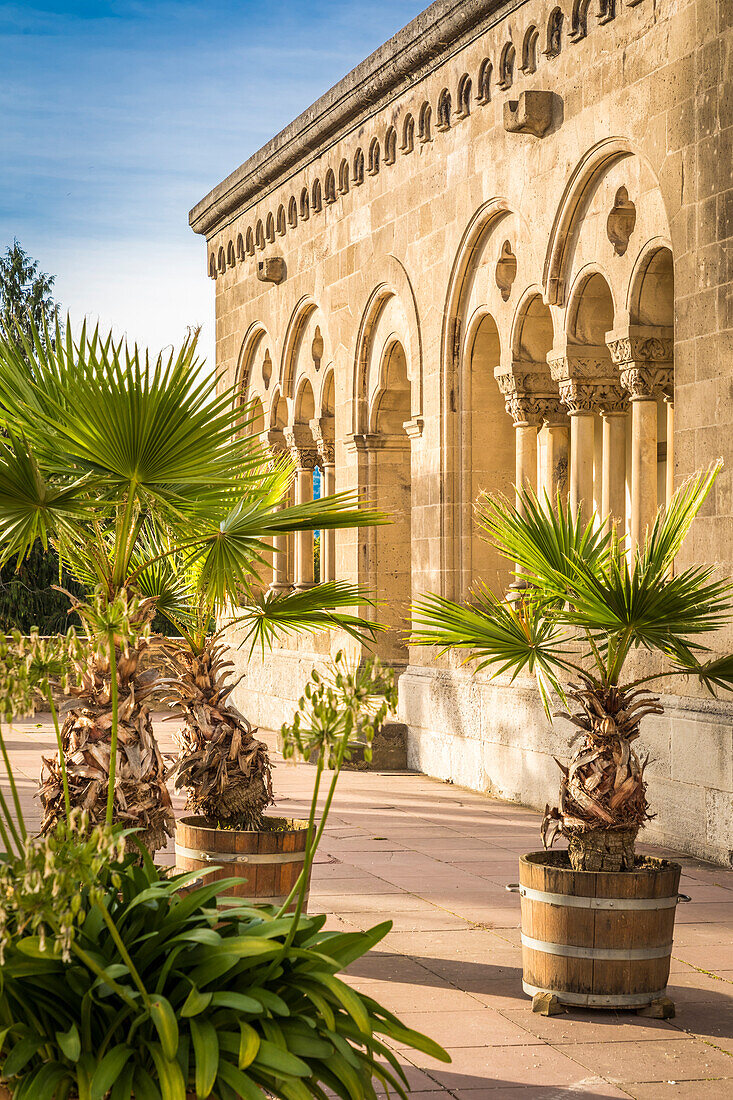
0, 240, 60, 345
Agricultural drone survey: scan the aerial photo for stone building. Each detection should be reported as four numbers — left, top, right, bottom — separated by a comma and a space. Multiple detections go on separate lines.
191, 0, 733, 863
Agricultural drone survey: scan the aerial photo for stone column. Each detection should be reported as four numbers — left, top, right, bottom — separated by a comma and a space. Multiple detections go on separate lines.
665, 396, 674, 508
495, 375, 545, 506
264, 430, 291, 593
284, 428, 318, 591
549, 347, 613, 521
559, 387, 596, 520
317, 438, 336, 582
607, 328, 673, 550
598, 387, 628, 531
540, 400, 570, 505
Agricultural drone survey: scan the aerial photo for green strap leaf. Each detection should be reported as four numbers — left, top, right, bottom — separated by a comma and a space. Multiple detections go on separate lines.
91, 1044, 132, 1100
56, 1022, 81, 1062
238, 1022, 260, 1070
149, 996, 179, 1063
180, 985, 213, 1018
189, 1017, 219, 1099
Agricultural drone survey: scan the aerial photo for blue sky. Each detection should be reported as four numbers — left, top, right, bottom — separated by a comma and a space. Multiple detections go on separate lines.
1, 0, 424, 370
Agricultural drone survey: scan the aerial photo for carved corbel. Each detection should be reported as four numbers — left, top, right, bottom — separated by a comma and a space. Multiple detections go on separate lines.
284, 426, 319, 470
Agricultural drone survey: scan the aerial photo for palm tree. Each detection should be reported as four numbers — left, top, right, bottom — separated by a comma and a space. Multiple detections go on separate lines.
0, 319, 381, 851
136, 551, 379, 829
412, 464, 733, 871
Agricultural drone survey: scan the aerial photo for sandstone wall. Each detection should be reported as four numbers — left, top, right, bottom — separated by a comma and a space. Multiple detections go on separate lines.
193, 0, 733, 864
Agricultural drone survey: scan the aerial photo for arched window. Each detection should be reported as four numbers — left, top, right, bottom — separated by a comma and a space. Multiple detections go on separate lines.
265, 213, 275, 242
456, 74, 472, 118
401, 113, 415, 153
368, 138, 380, 175
597, 0, 615, 24
545, 8, 564, 56
569, 0, 590, 41
217, 247, 225, 273
353, 147, 364, 185
209, 253, 217, 278
311, 178, 322, 213
226, 240, 235, 267
476, 59, 492, 104
255, 221, 265, 250
521, 26, 540, 72
276, 204, 286, 236
300, 187, 310, 220
418, 102, 432, 143
384, 126, 397, 165
236, 233, 245, 261
245, 227, 254, 255
324, 168, 336, 203
498, 43, 516, 90
437, 88, 452, 131
288, 197, 298, 227
338, 158, 349, 193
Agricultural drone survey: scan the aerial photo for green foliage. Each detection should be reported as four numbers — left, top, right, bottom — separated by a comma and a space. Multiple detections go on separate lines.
0, 318, 382, 637
0, 242, 60, 350
412, 463, 733, 708
0, 540, 83, 634
0, 837, 447, 1099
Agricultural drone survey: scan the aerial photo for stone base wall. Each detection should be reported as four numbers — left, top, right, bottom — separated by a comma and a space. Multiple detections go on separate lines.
228, 639, 733, 866
399, 664, 733, 868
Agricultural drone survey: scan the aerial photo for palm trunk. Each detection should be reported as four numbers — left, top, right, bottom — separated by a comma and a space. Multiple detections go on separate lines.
39, 639, 174, 854
161, 641, 273, 828
543, 681, 660, 872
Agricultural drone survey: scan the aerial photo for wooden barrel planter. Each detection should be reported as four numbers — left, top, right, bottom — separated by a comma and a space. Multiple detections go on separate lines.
175, 815, 311, 911
517, 851, 683, 1009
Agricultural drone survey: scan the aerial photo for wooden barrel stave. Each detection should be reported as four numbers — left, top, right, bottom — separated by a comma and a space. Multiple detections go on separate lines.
520, 852, 681, 1007
175, 815, 311, 909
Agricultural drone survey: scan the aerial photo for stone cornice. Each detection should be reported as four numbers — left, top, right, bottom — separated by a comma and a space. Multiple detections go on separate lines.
190, 0, 519, 238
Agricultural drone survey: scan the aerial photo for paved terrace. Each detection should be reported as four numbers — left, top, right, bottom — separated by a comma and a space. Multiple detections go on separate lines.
7, 715, 733, 1099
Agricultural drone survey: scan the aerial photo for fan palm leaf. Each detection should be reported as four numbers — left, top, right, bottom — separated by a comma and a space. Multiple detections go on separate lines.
411, 460, 733, 870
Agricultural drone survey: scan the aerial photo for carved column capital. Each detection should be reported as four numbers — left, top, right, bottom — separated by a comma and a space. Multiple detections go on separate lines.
495, 364, 560, 428
264, 428, 287, 454
284, 426, 319, 470
606, 325, 673, 401
548, 346, 619, 416
309, 417, 335, 466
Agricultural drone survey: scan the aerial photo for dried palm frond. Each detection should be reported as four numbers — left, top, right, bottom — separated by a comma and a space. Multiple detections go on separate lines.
160, 639, 273, 829
39, 633, 174, 853
542, 677, 655, 871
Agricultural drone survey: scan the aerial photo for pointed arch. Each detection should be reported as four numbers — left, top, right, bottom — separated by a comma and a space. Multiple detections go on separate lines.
280, 295, 320, 397
543, 138, 637, 304
498, 42, 516, 89
338, 158, 350, 193
353, 147, 364, 185
352, 255, 424, 435
368, 138, 380, 175
236, 233, 245, 261
384, 126, 397, 165
276, 204, 286, 236
418, 102, 432, 142
439, 198, 513, 599
437, 88, 452, 131
311, 178, 322, 213
521, 26, 540, 73
324, 167, 337, 203
401, 113, 415, 153
456, 74, 472, 118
